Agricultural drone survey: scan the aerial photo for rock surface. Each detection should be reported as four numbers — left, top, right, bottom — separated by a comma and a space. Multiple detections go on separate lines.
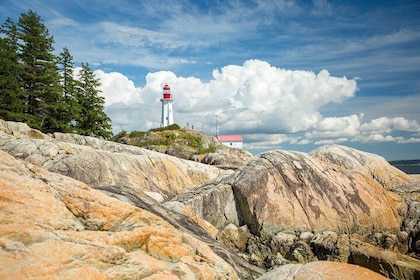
386, 175, 420, 257
170, 144, 420, 277
0, 150, 263, 279
2, 120, 420, 279
0, 120, 226, 202
174, 146, 409, 236
257, 261, 388, 280
203, 147, 253, 169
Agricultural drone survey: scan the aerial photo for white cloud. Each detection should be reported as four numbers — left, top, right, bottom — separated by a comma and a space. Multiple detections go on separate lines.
97, 59, 420, 147
360, 117, 420, 133
95, 70, 142, 106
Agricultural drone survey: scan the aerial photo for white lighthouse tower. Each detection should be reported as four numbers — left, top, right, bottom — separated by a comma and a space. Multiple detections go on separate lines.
160, 84, 174, 127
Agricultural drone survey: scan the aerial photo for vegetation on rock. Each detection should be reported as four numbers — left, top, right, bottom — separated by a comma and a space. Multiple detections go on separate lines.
113, 124, 219, 160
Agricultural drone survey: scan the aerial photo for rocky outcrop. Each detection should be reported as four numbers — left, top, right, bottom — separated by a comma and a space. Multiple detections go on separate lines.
204, 147, 253, 169
114, 126, 251, 168
386, 175, 420, 257
174, 146, 409, 236
310, 144, 411, 187
0, 150, 263, 279
0, 120, 226, 202
2, 120, 419, 279
170, 145, 420, 277
257, 261, 388, 280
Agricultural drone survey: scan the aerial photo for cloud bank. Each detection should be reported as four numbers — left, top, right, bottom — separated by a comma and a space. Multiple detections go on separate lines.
99, 59, 420, 149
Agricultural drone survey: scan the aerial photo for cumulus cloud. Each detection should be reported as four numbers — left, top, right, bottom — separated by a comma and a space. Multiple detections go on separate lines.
95, 70, 142, 106
97, 59, 420, 148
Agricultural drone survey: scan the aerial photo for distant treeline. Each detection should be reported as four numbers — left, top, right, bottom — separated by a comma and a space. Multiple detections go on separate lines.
0, 10, 112, 139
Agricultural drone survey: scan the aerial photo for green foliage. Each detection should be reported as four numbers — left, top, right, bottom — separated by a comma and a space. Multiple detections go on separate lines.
17, 10, 65, 132
0, 10, 113, 138
114, 130, 127, 138
185, 134, 202, 148
74, 63, 113, 139
129, 130, 146, 138
149, 123, 180, 132
201, 145, 217, 154
0, 18, 27, 122
58, 47, 81, 133
118, 125, 217, 155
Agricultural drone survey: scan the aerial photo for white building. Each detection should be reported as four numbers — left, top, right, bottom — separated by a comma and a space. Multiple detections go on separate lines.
160, 84, 174, 127
218, 134, 243, 149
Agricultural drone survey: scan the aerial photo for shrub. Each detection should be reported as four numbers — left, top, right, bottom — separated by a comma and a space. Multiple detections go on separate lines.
129, 130, 146, 138
150, 123, 180, 132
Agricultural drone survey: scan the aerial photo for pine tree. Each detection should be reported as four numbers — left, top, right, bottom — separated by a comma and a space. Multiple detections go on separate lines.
58, 47, 81, 132
17, 10, 65, 132
0, 18, 27, 121
76, 63, 112, 139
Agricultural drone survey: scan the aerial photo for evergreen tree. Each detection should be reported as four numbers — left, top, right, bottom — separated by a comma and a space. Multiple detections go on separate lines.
76, 63, 112, 139
0, 18, 27, 121
17, 10, 65, 132
58, 47, 81, 132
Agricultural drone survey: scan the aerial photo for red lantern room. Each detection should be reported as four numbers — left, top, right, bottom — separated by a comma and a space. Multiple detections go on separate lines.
162, 84, 172, 100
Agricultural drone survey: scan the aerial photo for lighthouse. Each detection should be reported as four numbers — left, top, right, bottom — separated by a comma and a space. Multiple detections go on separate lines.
160, 84, 174, 127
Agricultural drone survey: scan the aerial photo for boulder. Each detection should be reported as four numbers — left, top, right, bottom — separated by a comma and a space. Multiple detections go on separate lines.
0, 119, 46, 139
268, 232, 297, 257
217, 224, 250, 252
232, 147, 408, 236
0, 150, 263, 279
170, 173, 240, 229
387, 176, 420, 256
257, 261, 388, 280
348, 234, 420, 279
310, 144, 411, 187
204, 146, 253, 169
174, 146, 408, 237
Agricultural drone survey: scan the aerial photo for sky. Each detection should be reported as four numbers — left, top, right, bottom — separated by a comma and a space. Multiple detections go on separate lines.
1, 0, 419, 160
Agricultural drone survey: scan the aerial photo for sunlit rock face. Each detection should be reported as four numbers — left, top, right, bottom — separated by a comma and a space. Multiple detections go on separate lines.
257, 261, 388, 280
1, 119, 418, 278
0, 120, 225, 202
174, 145, 409, 237
0, 150, 259, 279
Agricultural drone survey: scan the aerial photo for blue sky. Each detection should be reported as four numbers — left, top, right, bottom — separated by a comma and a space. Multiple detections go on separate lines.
1, 0, 419, 160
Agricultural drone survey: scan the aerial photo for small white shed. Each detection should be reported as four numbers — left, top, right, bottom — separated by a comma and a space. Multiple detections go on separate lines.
218, 135, 243, 149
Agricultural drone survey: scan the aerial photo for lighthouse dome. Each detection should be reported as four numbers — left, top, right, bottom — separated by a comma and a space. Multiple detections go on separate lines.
163, 84, 170, 90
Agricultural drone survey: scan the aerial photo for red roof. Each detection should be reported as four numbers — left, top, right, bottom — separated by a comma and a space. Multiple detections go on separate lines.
218, 135, 243, 142
163, 84, 170, 90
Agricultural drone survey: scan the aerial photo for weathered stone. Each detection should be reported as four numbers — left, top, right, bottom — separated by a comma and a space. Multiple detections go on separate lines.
299, 231, 314, 244
268, 232, 297, 257
0, 150, 263, 279
175, 145, 408, 237
287, 241, 314, 263
0, 123, 225, 202
0, 119, 47, 139
232, 147, 408, 236
170, 174, 240, 229
246, 236, 272, 268
95, 184, 264, 279
310, 231, 339, 261
387, 176, 420, 256
164, 200, 219, 239
310, 144, 411, 187
217, 223, 250, 252
204, 146, 252, 169
257, 261, 389, 280
349, 235, 420, 279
